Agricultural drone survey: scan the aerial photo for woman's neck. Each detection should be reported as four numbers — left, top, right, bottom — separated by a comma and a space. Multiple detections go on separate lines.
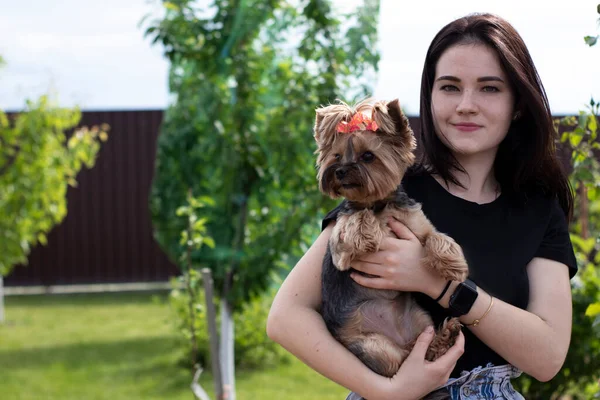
435, 152, 500, 204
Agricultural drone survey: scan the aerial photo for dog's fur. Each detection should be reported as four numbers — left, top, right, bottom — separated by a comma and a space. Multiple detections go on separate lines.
315, 98, 468, 379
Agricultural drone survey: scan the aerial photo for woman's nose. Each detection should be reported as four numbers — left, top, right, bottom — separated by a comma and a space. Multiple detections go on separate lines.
456, 91, 478, 114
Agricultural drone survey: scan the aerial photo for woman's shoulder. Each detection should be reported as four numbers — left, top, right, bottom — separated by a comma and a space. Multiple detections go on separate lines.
504, 190, 569, 238
517, 190, 562, 218
401, 165, 434, 195
405, 164, 431, 178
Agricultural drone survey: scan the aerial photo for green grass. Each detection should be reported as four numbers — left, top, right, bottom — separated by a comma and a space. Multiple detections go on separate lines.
0, 291, 348, 400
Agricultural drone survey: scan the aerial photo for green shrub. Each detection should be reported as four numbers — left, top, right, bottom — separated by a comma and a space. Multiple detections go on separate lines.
514, 102, 600, 399
168, 276, 291, 371
514, 264, 600, 399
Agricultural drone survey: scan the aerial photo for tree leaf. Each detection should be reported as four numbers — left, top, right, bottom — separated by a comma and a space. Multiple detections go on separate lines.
586, 302, 600, 317
584, 35, 598, 46
203, 237, 216, 249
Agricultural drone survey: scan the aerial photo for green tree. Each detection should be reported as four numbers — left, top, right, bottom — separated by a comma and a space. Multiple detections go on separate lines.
144, 1, 380, 397
144, 0, 380, 313
0, 97, 108, 276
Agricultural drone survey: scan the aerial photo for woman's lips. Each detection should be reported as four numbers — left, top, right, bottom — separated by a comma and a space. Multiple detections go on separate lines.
453, 123, 482, 132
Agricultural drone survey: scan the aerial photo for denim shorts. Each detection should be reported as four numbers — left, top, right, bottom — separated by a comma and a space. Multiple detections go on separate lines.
345, 364, 524, 400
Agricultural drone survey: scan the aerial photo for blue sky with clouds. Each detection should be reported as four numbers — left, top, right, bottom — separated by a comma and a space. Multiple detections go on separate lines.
1, 0, 599, 115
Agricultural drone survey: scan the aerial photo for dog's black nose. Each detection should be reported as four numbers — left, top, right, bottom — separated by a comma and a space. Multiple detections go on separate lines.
335, 167, 349, 180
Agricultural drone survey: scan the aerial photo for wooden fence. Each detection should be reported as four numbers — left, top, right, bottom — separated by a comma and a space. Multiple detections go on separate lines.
5, 110, 178, 287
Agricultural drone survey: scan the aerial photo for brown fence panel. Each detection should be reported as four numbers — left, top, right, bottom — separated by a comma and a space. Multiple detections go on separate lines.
5, 110, 179, 287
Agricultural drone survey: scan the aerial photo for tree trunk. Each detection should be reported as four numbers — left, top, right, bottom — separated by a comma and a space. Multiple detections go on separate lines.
201, 268, 223, 400
579, 183, 589, 239
220, 299, 235, 400
0, 275, 4, 323
219, 190, 249, 400
186, 250, 199, 369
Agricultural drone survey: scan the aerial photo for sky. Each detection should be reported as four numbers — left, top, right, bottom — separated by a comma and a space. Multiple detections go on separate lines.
0, 0, 599, 115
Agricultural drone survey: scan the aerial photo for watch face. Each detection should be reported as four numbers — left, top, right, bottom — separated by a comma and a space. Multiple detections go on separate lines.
450, 280, 478, 316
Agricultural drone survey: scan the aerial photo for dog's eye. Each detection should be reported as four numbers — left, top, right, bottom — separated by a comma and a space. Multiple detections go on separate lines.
334, 154, 341, 161
361, 151, 375, 163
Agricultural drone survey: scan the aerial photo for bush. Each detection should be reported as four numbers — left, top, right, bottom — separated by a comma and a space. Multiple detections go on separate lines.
514, 265, 600, 399
514, 102, 600, 399
0, 97, 108, 275
168, 276, 291, 371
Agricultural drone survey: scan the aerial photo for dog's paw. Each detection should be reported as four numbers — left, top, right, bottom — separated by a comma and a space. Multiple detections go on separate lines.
353, 235, 380, 255
423, 233, 469, 282
344, 210, 384, 254
336, 252, 354, 271
441, 317, 463, 341
425, 318, 463, 361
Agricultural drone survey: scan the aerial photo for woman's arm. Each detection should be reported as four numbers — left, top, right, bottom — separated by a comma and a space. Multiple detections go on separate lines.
351, 219, 573, 382
435, 257, 572, 382
267, 224, 390, 399
267, 223, 465, 400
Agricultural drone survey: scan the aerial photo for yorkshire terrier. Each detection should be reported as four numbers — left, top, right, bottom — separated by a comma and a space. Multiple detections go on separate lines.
315, 98, 468, 380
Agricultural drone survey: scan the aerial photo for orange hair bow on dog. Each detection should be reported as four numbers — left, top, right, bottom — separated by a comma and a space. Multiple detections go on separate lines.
336, 113, 379, 133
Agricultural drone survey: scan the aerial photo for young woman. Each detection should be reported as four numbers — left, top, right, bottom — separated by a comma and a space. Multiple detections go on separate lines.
267, 13, 577, 400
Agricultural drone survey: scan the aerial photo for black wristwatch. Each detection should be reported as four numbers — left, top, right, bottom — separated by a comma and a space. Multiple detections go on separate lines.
448, 278, 478, 317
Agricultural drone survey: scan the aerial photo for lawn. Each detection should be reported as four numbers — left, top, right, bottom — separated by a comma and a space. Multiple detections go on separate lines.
0, 291, 348, 400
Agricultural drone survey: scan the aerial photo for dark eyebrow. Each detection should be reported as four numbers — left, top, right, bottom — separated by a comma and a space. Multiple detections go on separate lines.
436, 75, 460, 82
435, 75, 505, 83
477, 76, 505, 83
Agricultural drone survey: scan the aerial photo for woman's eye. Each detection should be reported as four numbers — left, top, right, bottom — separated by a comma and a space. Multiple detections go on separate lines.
361, 151, 375, 163
482, 86, 500, 93
440, 85, 459, 92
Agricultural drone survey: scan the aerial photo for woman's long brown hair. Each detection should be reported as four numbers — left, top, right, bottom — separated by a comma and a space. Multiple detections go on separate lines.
417, 13, 573, 221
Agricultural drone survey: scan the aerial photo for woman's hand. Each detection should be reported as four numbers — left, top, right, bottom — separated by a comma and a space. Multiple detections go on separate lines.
378, 327, 464, 400
350, 218, 447, 297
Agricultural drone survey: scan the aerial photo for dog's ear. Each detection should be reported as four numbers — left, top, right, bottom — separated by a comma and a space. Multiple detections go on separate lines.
386, 99, 410, 134
372, 99, 416, 154
372, 99, 409, 136
314, 104, 353, 145
314, 108, 327, 143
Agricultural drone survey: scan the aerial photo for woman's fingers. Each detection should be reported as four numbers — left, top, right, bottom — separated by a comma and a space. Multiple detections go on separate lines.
406, 326, 435, 361
350, 272, 393, 290
388, 218, 420, 243
355, 249, 391, 265
351, 259, 383, 275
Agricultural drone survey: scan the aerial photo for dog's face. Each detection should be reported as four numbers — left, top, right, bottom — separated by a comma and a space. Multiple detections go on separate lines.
314, 99, 416, 203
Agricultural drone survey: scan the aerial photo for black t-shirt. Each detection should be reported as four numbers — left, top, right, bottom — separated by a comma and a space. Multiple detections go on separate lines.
321, 172, 577, 377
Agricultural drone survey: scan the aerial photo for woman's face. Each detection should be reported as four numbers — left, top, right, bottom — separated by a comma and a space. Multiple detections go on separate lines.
431, 43, 515, 159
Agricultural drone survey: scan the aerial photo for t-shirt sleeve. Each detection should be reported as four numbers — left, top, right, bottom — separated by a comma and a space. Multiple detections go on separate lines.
534, 198, 578, 278
321, 201, 346, 231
